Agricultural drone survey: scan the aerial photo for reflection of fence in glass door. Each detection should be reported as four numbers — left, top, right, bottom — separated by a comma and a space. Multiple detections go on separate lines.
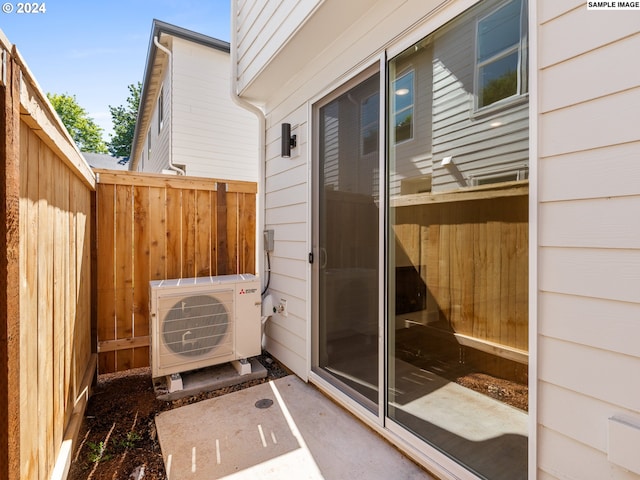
392, 186, 528, 383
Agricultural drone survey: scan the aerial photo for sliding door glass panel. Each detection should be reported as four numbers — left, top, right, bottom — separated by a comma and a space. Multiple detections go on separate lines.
387, 1, 528, 478
316, 72, 380, 410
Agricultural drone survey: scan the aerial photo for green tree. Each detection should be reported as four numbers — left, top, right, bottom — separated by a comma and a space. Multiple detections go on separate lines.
47, 93, 108, 153
107, 82, 142, 158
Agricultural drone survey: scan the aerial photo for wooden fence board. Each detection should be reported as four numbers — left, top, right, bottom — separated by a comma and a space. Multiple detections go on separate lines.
97, 184, 116, 373
240, 191, 256, 274
65, 173, 77, 431
210, 190, 218, 275
21, 126, 40, 478
94, 171, 257, 373
148, 186, 166, 281
227, 191, 239, 274
7, 42, 96, 480
393, 188, 528, 356
115, 185, 134, 371
52, 149, 65, 462
196, 190, 212, 276
37, 145, 54, 477
182, 188, 197, 278
216, 182, 229, 274
133, 186, 150, 340
165, 188, 183, 279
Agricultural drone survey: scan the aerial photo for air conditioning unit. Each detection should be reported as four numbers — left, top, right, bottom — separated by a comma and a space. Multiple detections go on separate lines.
149, 274, 261, 379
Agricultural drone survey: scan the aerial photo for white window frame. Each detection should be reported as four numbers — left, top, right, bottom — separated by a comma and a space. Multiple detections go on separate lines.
474, 0, 528, 111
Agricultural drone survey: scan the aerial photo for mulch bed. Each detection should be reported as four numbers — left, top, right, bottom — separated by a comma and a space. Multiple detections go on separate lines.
68, 353, 290, 480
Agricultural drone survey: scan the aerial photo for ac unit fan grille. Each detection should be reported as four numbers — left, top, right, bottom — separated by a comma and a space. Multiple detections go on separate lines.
162, 294, 230, 357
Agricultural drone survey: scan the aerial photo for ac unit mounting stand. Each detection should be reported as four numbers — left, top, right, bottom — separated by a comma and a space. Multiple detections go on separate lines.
232, 358, 252, 375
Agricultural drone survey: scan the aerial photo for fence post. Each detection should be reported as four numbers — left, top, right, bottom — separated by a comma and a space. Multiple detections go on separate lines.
0, 46, 22, 480
216, 182, 228, 274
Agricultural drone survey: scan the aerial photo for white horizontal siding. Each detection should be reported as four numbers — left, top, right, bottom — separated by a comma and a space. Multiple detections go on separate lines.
538, 426, 639, 480
540, 248, 640, 304
171, 38, 258, 180
537, 3, 640, 478
235, 0, 320, 94
146, 69, 171, 173
540, 197, 640, 249
538, 0, 583, 23
540, 88, 640, 158
540, 292, 640, 359
260, 102, 309, 379
538, 382, 638, 454
539, 6, 640, 68
540, 34, 640, 113
539, 336, 639, 415
539, 142, 640, 202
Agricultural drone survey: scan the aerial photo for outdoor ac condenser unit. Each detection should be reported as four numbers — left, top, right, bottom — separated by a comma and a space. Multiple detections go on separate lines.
149, 274, 261, 379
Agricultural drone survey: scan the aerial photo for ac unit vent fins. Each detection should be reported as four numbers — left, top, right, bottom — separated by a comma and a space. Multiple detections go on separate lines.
162, 294, 231, 357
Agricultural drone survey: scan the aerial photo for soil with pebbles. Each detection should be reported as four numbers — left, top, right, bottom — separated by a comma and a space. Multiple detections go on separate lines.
68, 353, 290, 480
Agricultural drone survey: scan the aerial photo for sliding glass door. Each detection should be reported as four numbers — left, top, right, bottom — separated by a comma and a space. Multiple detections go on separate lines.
387, 1, 529, 479
313, 69, 380, 411
311, 2, 529, 477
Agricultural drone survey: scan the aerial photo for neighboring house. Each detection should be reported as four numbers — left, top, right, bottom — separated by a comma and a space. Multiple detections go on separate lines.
82, 152, 129, 171
130, 19, 258, 181
231, 1, 640, 480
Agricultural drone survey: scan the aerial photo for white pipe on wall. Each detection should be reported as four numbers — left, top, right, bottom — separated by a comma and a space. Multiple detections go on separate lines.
153, 35, 185, 176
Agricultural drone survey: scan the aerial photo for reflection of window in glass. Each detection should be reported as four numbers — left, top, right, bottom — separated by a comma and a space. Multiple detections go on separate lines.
394, 70, 414, 143
476, 0, 527, 108
361, 93, 379, 155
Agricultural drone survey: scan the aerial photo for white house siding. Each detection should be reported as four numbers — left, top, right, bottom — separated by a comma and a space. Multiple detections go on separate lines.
144, 65, 171, 174
234, 0, 322, 97
171, 38, 258, 180
261, 106, 310, 379
537, 2, 640, 479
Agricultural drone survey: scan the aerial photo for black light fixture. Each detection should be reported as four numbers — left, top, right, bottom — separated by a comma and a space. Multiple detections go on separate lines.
281, 123, 297, 158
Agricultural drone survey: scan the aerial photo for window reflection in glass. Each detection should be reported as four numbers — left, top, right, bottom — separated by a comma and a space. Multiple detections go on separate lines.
476, 0, 527, 108
394, 70, 414, 143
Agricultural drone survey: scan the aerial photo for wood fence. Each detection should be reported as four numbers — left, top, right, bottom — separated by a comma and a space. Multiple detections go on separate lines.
1, 31, 259, 480
392, 182, 529, 371
94, 170, 257, 374
2, 38, 97, 480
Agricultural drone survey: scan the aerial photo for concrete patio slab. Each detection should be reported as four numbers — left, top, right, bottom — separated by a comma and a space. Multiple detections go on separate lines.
155, 375, 432, 479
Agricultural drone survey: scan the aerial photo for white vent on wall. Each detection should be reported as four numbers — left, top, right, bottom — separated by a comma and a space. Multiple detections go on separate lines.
149, 274, 261, 378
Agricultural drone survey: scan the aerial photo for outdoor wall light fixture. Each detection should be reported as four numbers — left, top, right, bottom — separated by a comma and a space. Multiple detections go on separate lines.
281, 123, 297, 158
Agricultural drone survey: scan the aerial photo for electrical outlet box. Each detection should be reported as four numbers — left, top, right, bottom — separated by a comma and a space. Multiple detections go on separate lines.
264, 229, 274, 252
278, 298, 288, 317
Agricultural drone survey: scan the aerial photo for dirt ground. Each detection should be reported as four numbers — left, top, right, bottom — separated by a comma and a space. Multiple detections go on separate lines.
68, 353, 290, 480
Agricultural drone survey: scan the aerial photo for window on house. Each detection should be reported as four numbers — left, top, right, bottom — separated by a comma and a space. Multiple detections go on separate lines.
158, 86, 164, 133
393, 70, 414, 143
476, 0, 527, 109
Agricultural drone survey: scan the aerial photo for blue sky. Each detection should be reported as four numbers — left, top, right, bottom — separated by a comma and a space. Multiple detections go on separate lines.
0, 0, 230, 140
